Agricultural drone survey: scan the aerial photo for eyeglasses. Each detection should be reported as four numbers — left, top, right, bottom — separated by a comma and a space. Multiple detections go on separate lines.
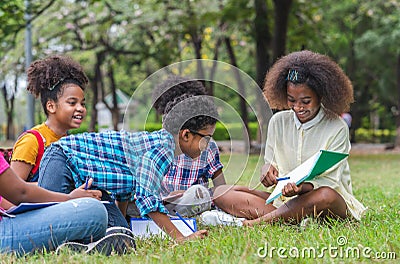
189, 130, 212, 145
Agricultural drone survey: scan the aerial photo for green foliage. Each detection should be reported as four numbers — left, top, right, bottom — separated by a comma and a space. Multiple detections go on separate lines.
354, 1, 400, 108
355, 128, 396, 143
0, 0, 24, 55
69, 124, 92, 135
215, 122, 259, 140
144, 122, 162, 132
24, 122, 400, 145
143, 122, 259, 141
213, 122, 230, 140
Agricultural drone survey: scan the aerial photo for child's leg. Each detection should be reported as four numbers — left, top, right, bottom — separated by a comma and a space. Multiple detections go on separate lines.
116, 200, 129, 217
38, 144, 75, 193
38, 145, 129, 229
244, 186, 347, 225
0, 198, 107, 255
213, 185, 276, 219
101, 191, 130, 228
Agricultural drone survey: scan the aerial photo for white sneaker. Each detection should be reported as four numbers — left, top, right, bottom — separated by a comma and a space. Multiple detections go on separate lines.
200, 210, 245, 227
105, 226, 134, 237
56, 233, 135, 256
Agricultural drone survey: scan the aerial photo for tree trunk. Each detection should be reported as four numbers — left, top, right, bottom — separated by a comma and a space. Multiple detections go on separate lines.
209, 21, 227, 96
395, 53, 400, 147
8, 74, 16, 139
254, 0, 271, 87
190, 30, 205, 81
89, 52, 105, 132
254, 0, 272, 145
208, 33, 223, 96
187, 0, 205, 81
107, 61, 119, 131
272, 0, 292, 61
1, 81, 16, 140
347, 39, 357, 142
224, 37, 250, 147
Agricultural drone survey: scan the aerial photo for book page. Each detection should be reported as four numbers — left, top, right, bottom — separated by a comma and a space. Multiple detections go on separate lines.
266, 152, 320, 204
5, 201, 111, 215
6, 202, 59, 214
265, 150, 348, 204
130, 217, 197, 238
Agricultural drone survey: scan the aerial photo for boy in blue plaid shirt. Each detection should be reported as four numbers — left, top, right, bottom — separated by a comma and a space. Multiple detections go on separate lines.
147, 76, 226, 217
38, 92, 217, 242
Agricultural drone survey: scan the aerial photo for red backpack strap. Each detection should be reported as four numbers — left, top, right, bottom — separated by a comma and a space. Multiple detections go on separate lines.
25, 130, 45, 175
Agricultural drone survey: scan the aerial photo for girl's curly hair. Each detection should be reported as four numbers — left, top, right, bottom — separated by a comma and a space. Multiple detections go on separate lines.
152, 75, 207, 115
26, 55, 88, 115
263, 50, 354, 118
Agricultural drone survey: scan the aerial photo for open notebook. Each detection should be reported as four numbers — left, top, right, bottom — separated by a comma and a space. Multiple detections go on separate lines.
265, 150, 349, 204
0, 201, 110, 217
130, 217, 197, 238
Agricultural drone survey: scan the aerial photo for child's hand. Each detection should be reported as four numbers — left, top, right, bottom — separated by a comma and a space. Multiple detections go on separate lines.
176, 229, 208, 242
260, 163, 278, 187
68, 188, 103, 200
68, 179, 102, 200
281, 182, 301, 197
242, 219, 256, 227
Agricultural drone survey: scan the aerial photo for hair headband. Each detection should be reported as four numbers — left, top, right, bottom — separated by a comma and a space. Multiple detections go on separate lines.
48, 78, 83, 91
286, 69, 306, 84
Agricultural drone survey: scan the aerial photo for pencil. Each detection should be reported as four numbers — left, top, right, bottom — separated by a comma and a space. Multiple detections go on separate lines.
276, 176, 290, 181
173, 210, 196, 233
84, 176, 91, 190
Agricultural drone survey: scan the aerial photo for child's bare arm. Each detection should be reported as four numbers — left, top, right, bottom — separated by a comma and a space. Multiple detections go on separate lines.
148, 211, 208, 242
211, 169, 226, 187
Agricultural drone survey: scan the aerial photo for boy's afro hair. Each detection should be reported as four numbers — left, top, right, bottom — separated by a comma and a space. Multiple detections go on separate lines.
163, 94, 218, 134
152, 75, 207, 114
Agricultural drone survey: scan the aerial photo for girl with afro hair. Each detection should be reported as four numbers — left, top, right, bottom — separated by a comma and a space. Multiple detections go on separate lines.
213, 50, 366, 226
0, 55, 88, 212
10, 55, 88, 183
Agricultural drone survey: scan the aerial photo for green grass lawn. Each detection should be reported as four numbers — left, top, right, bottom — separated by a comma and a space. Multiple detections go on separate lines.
2, 153, 399, 263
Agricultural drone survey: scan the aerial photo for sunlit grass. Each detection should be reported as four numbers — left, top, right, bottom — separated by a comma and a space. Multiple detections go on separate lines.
2, 153, 399, 263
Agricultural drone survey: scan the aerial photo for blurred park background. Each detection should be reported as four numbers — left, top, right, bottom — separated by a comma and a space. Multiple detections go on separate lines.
1, 0, 399, 147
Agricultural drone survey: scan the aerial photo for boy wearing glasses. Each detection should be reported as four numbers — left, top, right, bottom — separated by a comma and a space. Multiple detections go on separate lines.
127, 76, 226, 218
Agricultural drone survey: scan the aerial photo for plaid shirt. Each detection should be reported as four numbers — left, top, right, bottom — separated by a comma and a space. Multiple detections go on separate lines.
161, 140, 223, 196
54, 129, 174, 217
